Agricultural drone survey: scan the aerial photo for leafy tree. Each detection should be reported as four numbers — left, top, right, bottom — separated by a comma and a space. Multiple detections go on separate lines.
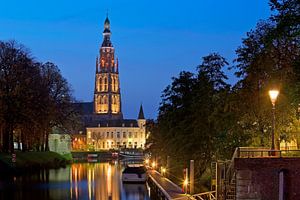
154, 53, 245, 189
232, 0, 300, 147
0, 41, 77, 152
0, 41, 40, 152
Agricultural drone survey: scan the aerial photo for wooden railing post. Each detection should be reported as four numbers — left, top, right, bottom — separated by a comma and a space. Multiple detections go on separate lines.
190, 160, 194, 195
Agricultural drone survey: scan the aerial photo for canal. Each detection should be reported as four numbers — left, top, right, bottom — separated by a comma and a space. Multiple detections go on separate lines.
0, 161, 151, 200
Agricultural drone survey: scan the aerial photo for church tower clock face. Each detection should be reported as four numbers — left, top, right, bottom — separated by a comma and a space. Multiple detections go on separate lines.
94, 16, 122, 119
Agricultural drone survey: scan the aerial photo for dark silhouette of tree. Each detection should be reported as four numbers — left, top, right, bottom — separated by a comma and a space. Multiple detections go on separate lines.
0, 41, 77, 152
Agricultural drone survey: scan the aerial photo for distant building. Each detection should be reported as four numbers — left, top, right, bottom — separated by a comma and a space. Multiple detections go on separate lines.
71, 134, 87, 151
73, 16, 146, 151
48, 134, 71, 155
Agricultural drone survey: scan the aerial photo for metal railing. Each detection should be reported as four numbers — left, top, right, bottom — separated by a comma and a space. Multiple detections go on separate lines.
189, 191, 216, 200
223, 147, 300, 200
237, 147, 300, 158
225, 147, 240, 187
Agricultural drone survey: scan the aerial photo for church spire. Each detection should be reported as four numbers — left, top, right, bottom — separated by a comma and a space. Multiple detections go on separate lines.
138, 104, 145, 119
102, 15, 112, 47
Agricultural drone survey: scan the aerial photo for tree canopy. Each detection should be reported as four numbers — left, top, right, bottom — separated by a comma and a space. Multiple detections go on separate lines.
0, 41, 77, 153
149, 0, 300, 191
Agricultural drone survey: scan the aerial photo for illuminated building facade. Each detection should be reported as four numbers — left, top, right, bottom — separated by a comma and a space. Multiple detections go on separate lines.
73, 16, 146, 150
87, 106, 146, 150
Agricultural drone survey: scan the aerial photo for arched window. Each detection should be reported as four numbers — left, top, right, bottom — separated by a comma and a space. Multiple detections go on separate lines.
115, 77, 118, 91
99, 77, 102, 91
112, 77, 115, 91
104, 77, 108, 91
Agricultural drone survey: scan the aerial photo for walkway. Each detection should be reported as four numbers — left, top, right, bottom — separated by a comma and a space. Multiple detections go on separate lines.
148, 169, 190, 200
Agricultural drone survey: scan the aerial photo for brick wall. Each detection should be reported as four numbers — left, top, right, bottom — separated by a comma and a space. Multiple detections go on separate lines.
235, 158, 300, 200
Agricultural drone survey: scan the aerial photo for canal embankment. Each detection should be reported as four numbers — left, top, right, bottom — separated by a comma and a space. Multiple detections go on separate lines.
71, 151, 114, 161
0, 151, 72, 175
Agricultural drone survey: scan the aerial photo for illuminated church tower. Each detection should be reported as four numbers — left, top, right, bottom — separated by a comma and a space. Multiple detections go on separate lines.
94, 16, 123, 119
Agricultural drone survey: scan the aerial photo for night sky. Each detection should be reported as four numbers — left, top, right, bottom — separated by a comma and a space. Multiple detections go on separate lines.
0, 0, 271, 119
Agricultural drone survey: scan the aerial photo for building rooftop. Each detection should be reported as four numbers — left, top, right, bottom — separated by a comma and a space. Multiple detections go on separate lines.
86, 119, 139, 128
74, 102, 94, 115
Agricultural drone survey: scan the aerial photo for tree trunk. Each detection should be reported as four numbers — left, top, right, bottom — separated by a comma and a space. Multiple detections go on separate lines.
41, 131, 46, 152
45, 132, 49, 151
8, 124, 14, 153
21, 130, 27, 152
2, 124, 9, 153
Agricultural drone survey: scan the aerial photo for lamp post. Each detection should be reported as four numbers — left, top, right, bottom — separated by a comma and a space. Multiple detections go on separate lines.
269, 90, 279, 151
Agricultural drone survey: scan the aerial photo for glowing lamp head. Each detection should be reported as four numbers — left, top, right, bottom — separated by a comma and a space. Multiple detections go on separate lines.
184, 179, 188, 186
269, 90, 279, 105
145, 159, 149, 164
162, 168, 166, 173
152, 162, 156, 168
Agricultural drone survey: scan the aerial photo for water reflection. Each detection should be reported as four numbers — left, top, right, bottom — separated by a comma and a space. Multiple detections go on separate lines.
0, 162, 150, 200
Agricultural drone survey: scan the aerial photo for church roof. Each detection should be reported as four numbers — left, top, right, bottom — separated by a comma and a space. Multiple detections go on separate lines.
138, 104, 145, 119
86, 119, 139, 128
74, 102, 94, 115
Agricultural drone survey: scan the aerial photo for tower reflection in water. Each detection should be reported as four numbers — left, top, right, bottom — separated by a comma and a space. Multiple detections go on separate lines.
70, 162, 149, 200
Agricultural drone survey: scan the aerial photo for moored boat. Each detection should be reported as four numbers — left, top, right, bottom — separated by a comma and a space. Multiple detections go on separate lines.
122, 164, 148, 183
119, 149, 144, 159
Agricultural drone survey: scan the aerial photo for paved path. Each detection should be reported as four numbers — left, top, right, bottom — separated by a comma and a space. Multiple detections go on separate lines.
148, 169, 191, 200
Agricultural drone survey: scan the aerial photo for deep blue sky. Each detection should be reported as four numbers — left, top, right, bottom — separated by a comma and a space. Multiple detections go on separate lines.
0, 0, 271, 119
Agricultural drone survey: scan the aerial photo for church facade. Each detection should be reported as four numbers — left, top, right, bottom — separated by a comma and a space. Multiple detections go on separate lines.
74, 16, 146, 151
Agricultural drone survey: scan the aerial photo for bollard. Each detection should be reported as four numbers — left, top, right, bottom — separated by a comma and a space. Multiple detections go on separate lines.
183, 168, 189, 194
12, 153, 16, 163
190, 160, 194, 195
166, 156, 170, 178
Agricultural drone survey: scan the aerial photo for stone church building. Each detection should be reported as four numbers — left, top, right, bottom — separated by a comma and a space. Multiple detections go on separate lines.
74, 16, 146, 151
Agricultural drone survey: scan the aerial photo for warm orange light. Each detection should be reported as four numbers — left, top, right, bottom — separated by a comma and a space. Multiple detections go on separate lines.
145, 159, 149, 164
184, 179, 188, 186
152, 161, 156, 168
162, 168, 166, 173
269, 90, 279, 105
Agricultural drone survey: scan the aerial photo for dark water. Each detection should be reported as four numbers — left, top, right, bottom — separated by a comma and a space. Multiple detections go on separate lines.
0, 161, 151, 200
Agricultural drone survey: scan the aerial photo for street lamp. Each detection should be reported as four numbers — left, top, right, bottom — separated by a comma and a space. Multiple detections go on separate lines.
269, 90, 279, 151
152, 161, 156, 169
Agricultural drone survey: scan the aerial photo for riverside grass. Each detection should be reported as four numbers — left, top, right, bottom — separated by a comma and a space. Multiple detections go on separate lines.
0, 151, 72, 173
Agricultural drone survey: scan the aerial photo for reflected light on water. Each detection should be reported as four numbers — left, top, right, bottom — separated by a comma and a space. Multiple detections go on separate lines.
69, 162, 150, 200
107, 164, 112, 197
0, 162, 150, 200
70, 163, 121, 200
